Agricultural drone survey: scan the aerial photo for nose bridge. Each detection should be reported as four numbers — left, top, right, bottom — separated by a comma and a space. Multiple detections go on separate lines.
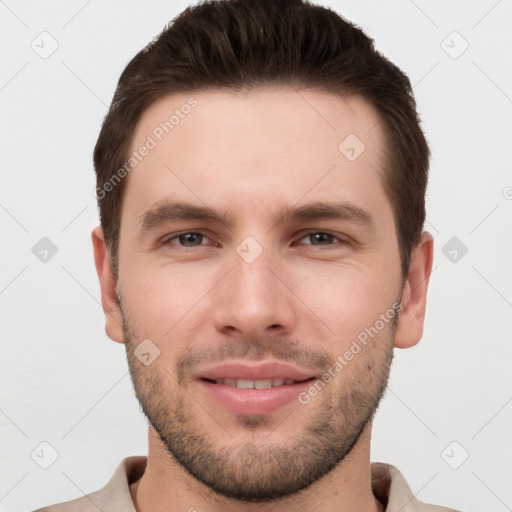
212, 240, 295, 336
235, 248, 276, 307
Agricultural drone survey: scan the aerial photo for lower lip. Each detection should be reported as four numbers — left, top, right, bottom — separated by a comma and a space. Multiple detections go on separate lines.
198, 379, 315, 415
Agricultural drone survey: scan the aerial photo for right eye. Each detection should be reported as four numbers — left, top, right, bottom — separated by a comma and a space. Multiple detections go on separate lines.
162, 232, 212, 247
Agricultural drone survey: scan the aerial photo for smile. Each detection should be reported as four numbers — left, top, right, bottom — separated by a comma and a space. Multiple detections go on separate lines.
208, 378, 303, 389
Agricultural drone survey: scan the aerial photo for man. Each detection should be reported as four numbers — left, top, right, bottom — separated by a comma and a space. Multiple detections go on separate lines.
34, 0, 459, 510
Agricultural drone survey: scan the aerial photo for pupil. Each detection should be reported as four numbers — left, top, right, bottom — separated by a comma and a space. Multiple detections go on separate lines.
180, 233, 201, 246
313, 233, 333, 244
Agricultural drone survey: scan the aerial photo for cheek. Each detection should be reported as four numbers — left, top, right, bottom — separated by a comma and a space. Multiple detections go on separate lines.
290, 264, 393, 343
121, 263, 220, 339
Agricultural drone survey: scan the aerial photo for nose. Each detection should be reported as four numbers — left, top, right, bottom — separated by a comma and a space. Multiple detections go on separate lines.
211, 245, 297, 340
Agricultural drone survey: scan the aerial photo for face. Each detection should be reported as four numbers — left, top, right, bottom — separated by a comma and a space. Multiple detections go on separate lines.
112, 88, 407, 501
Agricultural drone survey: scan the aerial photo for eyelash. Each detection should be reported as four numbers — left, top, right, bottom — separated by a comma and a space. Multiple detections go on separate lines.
162, 231, 349, 248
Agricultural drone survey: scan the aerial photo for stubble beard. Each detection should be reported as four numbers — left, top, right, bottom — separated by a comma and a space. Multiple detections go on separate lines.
122, 305, 396, 503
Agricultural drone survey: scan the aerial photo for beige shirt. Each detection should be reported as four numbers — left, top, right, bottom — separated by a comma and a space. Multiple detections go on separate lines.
33, 456, 460, 512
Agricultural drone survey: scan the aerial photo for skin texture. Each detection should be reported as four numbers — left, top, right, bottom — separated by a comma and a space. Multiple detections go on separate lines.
92, 87, 433, 512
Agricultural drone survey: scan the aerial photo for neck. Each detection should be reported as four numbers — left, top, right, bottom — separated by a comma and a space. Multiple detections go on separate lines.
131, 423, 383, 512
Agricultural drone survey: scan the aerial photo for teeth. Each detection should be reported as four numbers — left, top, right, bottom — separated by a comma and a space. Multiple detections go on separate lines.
214, 378, 297, 388
255, 379, 273, 389
237, 379, 254, 389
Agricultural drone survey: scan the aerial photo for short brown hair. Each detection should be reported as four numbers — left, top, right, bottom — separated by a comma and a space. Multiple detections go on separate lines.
94, 0, 429, 281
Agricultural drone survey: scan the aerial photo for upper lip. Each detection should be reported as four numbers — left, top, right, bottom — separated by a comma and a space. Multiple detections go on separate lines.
195, 361, 316, 382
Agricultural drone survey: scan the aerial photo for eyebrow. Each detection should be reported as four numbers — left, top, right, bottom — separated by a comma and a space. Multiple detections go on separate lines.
138, 200, 375, 233
139, 202, 235, 232
275, 201, 374, 228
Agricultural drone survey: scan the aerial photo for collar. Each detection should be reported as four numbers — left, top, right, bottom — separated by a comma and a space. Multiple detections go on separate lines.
39, 456, 458, 511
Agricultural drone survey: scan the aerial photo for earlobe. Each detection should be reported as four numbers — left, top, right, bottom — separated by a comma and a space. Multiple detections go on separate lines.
91, 226, 125, 344
393, 231, 434, 349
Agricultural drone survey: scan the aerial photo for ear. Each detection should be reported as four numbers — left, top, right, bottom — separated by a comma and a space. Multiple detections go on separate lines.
394, 231, 434, 349
91, 226, 125, 344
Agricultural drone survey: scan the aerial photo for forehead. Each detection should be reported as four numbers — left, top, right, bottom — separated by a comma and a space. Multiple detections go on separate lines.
121, 87, 389, 226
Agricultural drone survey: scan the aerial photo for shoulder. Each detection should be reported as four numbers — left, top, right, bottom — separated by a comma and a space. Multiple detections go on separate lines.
32, 488, 103, 512
31, 456, 147, 512
371, 462, 462, 512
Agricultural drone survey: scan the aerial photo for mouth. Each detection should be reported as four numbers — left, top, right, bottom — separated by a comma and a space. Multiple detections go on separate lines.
194, 362, 318, 415
202, 377, 314, 389
198, 377, 316, 415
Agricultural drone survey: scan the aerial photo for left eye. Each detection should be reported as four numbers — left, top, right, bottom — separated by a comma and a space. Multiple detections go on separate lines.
298, 232, 345, 246
165, 232, 210, 247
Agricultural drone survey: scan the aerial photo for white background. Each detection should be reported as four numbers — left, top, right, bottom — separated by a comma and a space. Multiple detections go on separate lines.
1, 1, 511, 511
